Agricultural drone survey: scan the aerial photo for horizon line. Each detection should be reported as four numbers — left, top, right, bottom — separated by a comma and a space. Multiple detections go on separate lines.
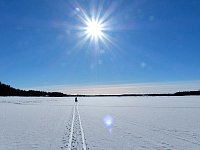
26, 80, 200, 95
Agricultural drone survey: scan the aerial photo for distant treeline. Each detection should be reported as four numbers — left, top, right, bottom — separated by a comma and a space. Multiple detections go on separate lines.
67, 91, 200, 97
0, 82, 67, 97
120, 91, 200, 96
0, 81, 200, 97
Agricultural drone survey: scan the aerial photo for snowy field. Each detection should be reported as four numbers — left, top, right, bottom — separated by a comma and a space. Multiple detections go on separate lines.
0, 96, 200, 150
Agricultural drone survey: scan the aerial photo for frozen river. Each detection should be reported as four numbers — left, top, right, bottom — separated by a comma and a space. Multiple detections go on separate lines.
0, 96, 200, 150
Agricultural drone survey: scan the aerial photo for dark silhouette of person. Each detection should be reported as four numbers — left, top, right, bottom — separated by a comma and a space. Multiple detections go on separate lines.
75, 97, 78, 103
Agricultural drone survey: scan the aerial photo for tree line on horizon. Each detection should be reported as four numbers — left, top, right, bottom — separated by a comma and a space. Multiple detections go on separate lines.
0, 82, 67, 97
0, 81, 199, 97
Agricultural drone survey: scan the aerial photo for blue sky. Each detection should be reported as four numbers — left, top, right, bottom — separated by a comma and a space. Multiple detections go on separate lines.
0, 0, 200, 90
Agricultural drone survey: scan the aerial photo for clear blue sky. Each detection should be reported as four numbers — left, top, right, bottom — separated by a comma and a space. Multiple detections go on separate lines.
0, 0, 200, 88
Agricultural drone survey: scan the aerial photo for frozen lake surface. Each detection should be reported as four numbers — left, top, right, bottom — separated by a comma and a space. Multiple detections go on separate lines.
0, 96, 200, 150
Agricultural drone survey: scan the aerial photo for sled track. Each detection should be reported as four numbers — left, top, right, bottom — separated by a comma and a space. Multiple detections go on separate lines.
67, 106, 75, 150
76, 106, 87, 150
62, 104, 87, 150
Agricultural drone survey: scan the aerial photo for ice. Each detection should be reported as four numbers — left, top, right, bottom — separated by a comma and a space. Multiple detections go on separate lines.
0, 96, 200, 149
0, 97, 75, 150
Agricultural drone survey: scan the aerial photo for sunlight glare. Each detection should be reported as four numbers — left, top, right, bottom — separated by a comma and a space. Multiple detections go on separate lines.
104, 115, 113, 127
86, 19, 103, 38
75, 4, 114, 48
103, 115, 113, 134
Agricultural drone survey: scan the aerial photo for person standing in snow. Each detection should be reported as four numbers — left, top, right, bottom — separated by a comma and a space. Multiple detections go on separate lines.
75, 97, 78, 103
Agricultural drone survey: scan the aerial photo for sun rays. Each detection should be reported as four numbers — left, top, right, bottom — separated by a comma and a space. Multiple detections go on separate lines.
74, 3, 114, 49
85, 19, 103, 40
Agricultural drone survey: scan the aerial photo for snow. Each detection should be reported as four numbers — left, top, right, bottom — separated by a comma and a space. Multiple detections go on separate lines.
0, 96, 200, 150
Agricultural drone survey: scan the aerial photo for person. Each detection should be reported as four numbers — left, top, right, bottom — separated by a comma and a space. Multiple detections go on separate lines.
75, 97, 78, 103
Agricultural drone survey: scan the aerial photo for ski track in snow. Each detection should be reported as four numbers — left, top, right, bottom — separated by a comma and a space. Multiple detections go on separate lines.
77, 105, 87, 150
67, 106, 75, 150
61, 103, 88, 150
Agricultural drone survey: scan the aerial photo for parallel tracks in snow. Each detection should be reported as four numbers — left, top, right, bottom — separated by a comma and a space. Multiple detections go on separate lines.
66, 104, 87, 150
76, 106, 87, 150
67, 106, 75, 150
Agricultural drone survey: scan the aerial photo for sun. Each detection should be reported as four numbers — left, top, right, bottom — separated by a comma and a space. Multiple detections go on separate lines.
82, 17, 107, 44
75, 8, 112, 46
74, 4, 115, 48
85, 19, 103, 39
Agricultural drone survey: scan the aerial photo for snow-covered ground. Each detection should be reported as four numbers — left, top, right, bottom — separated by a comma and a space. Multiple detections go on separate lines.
0, 96, 200, 150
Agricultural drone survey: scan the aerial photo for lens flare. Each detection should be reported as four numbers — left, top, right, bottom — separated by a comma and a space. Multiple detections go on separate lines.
105, 118, 112, 126
103, 115, 113, 133
104, 115, 113, 127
